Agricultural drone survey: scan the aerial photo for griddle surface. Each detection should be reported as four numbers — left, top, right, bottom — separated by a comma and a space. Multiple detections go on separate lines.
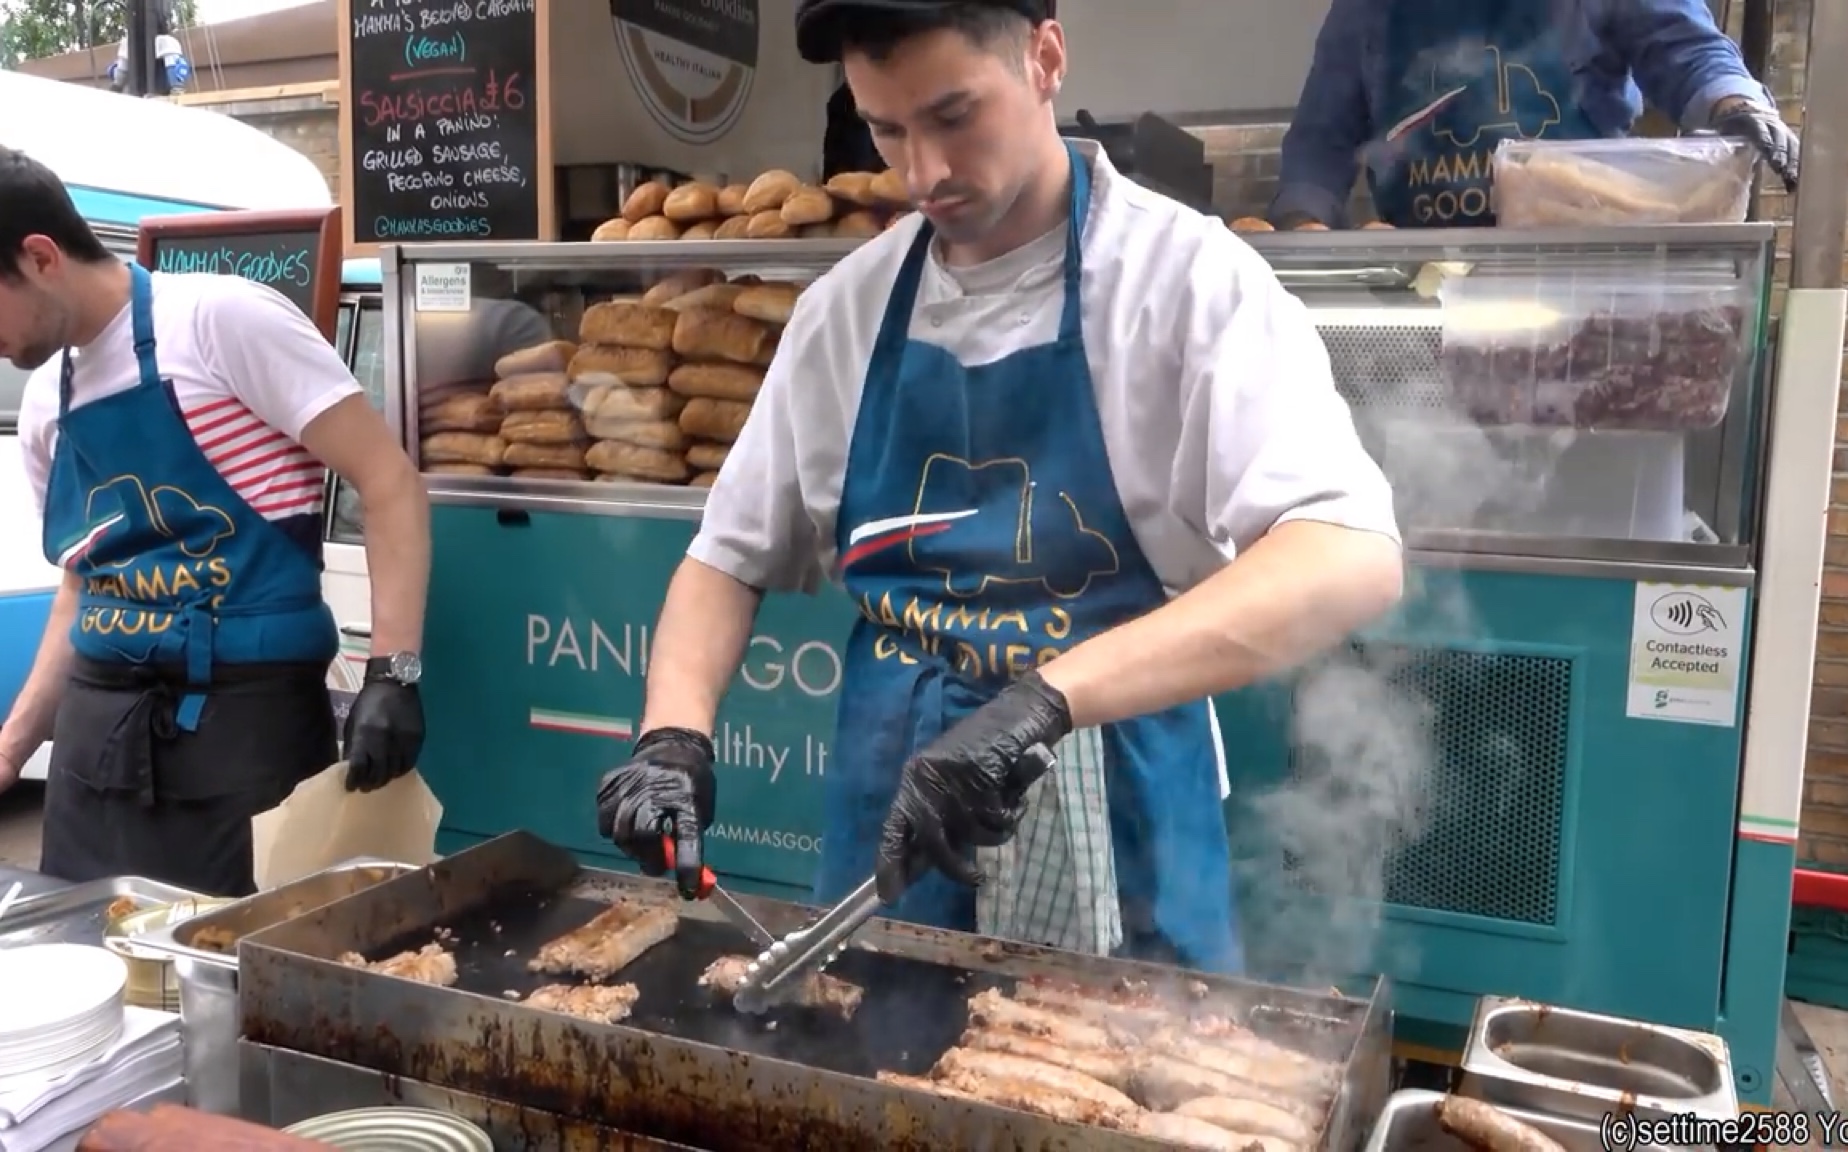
368, 890, 1002, 1079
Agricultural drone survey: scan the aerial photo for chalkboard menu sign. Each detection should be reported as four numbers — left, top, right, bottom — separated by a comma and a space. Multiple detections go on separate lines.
137, 207, 343, 343
343, 0, 548, 245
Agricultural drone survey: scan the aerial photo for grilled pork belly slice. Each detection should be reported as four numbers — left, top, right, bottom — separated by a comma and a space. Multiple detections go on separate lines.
524, 982, 640, 1023
931, 1047, 1138, 1127
1130, 1111, 1288, 1151
697, 954, 864, 1020
526, 901, 677, 980
965, 987, 1125, 1050
1010, 975, 1174, 1034
959, 1027, 1137, 1091
338, 942, 457, 986
1174, 1095, 1316, 1144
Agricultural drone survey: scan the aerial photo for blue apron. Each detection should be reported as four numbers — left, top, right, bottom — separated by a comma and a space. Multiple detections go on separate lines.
37, 264, 337, 894
819, 146, 1240, 973
1370, 0, 1600, 227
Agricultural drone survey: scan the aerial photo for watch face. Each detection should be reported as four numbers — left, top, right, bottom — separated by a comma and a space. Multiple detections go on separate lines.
390, 651, 424, 684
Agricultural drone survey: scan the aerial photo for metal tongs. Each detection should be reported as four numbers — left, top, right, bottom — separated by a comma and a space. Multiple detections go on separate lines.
731, 743, 1058, 1015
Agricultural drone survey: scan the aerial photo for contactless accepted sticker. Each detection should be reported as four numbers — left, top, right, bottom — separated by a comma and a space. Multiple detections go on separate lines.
1625, 583, 1747, 727
414, 263, 471, 312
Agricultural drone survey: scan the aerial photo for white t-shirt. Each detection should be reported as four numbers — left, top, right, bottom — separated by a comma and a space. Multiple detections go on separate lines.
690, 140, 1401, 598
19, 272, 361, 536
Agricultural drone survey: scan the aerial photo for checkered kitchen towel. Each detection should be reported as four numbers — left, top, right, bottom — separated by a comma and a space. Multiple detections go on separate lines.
975, 727, 1122, 956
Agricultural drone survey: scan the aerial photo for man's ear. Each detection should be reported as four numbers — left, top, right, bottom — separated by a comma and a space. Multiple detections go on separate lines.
1029, 21, 1066, 101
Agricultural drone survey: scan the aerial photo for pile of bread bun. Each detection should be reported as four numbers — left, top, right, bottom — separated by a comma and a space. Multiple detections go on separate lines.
1226, 216, 1395, 232
592, 169, 911, 242
419, 341, 585, 479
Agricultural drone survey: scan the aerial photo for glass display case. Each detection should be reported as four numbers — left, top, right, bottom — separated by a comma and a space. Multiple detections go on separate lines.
383, 224, 1773, 571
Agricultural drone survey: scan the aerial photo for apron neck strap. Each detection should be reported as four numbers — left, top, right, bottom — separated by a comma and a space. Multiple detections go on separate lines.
58, 263, 159, 420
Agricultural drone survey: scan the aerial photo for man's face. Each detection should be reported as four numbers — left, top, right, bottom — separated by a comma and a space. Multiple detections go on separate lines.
845, 23, 1059, 244
0, 241, 71, 372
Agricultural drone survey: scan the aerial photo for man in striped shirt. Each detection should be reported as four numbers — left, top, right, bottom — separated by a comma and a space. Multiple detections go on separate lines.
0, 146, 430, 896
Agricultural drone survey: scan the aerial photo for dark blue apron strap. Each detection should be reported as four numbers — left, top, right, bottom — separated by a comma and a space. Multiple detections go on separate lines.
56, 348, 76, 421
128, 265, 161, 390
1057, 141, 1093, 342
873, 224, 934, 365
177, 606, 213, 731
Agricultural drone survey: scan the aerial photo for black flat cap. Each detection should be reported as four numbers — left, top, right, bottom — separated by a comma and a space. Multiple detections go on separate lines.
795, 0, 1051, 64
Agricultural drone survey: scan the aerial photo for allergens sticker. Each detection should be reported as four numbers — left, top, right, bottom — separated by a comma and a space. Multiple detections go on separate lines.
1626, 582, 1747, 727
413, 264, 470, 312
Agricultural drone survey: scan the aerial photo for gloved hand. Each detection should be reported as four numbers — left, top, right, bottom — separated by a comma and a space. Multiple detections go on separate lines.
1713, 101, 1799, 191
596, 727, 717, 899
876, 670, 1073, 904
343, 679, 425, 793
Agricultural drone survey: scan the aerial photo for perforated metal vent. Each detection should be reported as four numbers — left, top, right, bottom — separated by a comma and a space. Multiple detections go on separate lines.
1313, 322, 1450, 413
1288, 645, 1573, 926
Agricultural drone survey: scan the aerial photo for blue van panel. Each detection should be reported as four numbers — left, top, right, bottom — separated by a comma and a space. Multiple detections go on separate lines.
343, 258, 383, 288
0, 590, 55, 715
67, 185, 221, 228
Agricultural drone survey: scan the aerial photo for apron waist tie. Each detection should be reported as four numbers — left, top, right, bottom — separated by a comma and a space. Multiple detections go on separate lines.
178, 605, 214, 732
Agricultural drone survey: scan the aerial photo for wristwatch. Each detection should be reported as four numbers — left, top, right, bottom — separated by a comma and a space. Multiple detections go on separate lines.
365, 651, 424, 686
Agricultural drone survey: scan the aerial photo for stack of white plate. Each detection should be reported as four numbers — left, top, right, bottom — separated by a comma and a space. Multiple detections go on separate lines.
0, 944, 127, 1094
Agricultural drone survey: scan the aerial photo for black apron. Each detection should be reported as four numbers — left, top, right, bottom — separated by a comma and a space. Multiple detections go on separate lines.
41, 657, 337, 897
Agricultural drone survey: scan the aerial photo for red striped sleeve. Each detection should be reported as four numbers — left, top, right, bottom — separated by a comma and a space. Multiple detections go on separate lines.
181, 398, 327, 522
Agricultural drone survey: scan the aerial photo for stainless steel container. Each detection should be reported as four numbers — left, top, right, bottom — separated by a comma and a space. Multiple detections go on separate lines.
133, 859, 414, 1118
1460, 996, 1737, 1125
284, 1105, 493, 1150
1366, 1089, 1604, 1152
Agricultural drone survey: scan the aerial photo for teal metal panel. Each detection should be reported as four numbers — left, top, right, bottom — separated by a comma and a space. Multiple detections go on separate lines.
1719, 836, 1795, 1105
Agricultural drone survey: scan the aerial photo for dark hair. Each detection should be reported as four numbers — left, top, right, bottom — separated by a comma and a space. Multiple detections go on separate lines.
0, 146, 113, 281
831, 4, 1034, 65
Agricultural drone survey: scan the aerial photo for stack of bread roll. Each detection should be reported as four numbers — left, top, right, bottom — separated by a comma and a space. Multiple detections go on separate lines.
486, 340, 588, 479
418, 376, 504, 476
591, 168, 910, 242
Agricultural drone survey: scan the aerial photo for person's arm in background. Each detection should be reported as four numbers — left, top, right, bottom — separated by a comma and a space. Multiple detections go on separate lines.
1270, 0, 1373, 229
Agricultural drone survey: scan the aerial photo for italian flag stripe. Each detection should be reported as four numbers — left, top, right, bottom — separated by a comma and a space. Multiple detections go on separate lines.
529, 708, 633, 739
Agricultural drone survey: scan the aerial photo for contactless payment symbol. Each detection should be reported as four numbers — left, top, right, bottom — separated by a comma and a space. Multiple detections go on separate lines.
1649, 592, 1726, 636
609, 0, 758, 145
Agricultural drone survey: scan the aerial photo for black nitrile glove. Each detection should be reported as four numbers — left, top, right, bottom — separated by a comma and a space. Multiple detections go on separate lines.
596, 727, 717, 899
875, 671, 1072, 904
1713, 102, 1799, 191
343, 679, 424, 793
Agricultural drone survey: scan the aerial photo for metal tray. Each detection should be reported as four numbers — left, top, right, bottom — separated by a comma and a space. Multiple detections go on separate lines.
1364, 1089, 1708, 1152
1460, 996, 1737, 1123
0, 875, 203, 949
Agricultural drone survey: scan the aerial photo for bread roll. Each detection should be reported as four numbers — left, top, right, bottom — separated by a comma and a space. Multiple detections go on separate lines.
825, 171, 877, 205
672, 310, 774, 364
579, 300, 678, 349
682, 221, 719, 240
500, 409, 585, 444
781, 185, 833, 226
733, 282, 799, 325
423, 432, 507, 467
870, 168, 908, 205
800, 222, 835, 239
664, 182, 720, 222
834, 210, 883, 238
714, 215, 751, 240
1228, 216, 1273, 233
594, 418, 686, 451
489, 372, 571, 411
629, 215, 681, 241
586, 440, 689, 483
669, 362, 764, 402
591, 218, 632, 241
512, 468, 588, 481
1362, 220, 1396, 229
494, 340, 576, 378
567, 344, 674, 388
1293, 221, 1330, 231
678, 397, 752, 443
426, 462, 495, 476
422, 392, 502, 434
717, 183, 749, 216
504, 441, 588, 470
641, 269, 724, 308
686, 442, 730, 470
622, 181, 670, 222
745, 210, 792, 240
665, 283, 748, 313
742, 169, 800, 214
690, 471, 720, 488
581, 383, 686, 422
419, 381, 491, 411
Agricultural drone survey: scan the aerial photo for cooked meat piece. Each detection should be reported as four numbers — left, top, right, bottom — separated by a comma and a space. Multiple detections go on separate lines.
1010, 975, 1174, 1034
1435, 1095, 1567, 1152
338, 943, 457, 987
959, 1027, 1138, 1091
966, 987, 1125, 1050
1153, 1025, 1334, 1093
1188, 1016, 1335, 1079
523, 982, 640, 1024
698, 954, 864, 1020
527, 901, 677, 980
876, 1070, 980, 1101
1129, 1112, 1281, 1151
931, 1047, 1138, 1127
1175, 1096, 1316, 1144
882, 1067, 1125, 1127
1139, 1054, 1319, 1115
190, 925, 238, 954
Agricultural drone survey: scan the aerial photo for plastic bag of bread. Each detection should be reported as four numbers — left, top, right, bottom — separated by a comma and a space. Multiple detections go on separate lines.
1492, 137, 1754, 227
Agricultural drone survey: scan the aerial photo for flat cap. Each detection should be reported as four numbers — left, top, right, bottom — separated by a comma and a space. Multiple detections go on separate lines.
795, 0, 1050, 64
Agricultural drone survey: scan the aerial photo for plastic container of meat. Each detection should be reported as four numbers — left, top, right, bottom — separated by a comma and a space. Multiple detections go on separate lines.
1439, 265, 1750, 430
1491, 136, 1756, 227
